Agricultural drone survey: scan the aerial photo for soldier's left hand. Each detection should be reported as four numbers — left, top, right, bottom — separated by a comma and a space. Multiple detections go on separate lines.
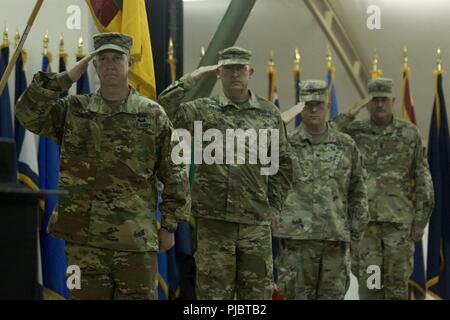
350, 240, 360, 251
411, 225, 424, 242
68, 52, 96, 82
158, 228, 175, 252
271, 218, 280, 232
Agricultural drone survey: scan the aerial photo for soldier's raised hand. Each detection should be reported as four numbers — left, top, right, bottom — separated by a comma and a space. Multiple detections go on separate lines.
68, 52, 96, 82
158, 228, 175, 252
190, 65, 220, 82
350, 97, 371, 117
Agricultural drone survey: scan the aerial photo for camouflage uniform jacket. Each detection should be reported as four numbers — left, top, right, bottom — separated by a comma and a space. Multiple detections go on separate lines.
334, 113, 434, 227
275, 124, 369, 241
158, 74, 293, 225
15, 71, 191, 252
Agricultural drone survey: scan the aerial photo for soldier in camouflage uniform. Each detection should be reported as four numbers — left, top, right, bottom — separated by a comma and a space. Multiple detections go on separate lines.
158, 47, 293, 299
15, 32, 191, 299
333, 78, 434, 299
274, 80, 369, 300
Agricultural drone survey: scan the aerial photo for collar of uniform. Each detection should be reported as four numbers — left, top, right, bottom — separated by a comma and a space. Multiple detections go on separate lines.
368, 115, 397, 134
217, 90, 261, 109
298, 123, 334, 145
87, 87, 138, 115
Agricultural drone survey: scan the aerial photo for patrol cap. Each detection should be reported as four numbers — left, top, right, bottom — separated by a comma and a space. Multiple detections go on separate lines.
367, 78, 394, 98
299, 80, 328, 103
218, 46, 252, 65
93, 32, 133, 55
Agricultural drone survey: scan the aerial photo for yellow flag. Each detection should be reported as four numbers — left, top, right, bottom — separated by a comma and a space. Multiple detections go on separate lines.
86, 0, 156, 99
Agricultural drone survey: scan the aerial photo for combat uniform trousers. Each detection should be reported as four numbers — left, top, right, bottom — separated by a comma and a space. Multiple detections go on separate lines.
65, 242, 158, 300
278, 239, 350, 300
194, 217, 273, 300
351, 222, 414, 300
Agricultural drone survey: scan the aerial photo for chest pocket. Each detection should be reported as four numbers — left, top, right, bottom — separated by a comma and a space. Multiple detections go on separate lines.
316, 143, 346, 178
292, 142, 313, 182
109, 113, 157, 178
378, 136, 413, 173
63, 110, 96, 158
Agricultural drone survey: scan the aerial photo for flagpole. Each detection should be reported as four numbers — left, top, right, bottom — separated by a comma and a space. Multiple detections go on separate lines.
371, 50, 383, 79
0, 0, 44, 95
267, 50, 275, 102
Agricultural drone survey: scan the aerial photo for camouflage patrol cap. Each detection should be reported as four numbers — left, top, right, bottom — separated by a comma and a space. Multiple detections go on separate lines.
218, 46, 252, 65
93, 32, 132, 55
300, 80, 328, 102
368, 78, 394, 98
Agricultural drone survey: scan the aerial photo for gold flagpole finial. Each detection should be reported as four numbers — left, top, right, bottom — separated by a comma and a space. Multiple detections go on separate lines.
14, 28, 20, 49
403, 46, 408, 69
371, 49, 382, 78
268, 50, 275, 72
167, 37, 175, 62
43, 30, 49, 55
59, 33, 65, 55
326, 45, 332, 69
293, 47, 301, 73
77, 35, 84, 57
372, 50, 379, 71
3, 24, 9, 47
200, 46, 205, 58
437, 48, 442, 72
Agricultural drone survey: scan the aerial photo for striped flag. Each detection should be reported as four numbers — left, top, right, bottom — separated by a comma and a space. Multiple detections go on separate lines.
293, 52, 302, 127
401, 62, 426, 300
426, 67, 450, 300
76, 51, 91, 94
38, 48, 69, 300
326, 64, 339, 119
267, 54, 279, 108
0, 40, 12, 138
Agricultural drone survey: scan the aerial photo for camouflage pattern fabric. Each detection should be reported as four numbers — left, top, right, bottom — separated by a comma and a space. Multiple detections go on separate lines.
158, 73, 293, 225
333, 109, 434, 300
352, 222, 414, 300
93, 32, 133, 55
275, 124, 369, 242
217, 46, 252, 66
367, 78, 394, 98
15, 71, 191, 252
299, 80, 328, 103
194, 217, 273, 300
333, 115, 434, 227
278, 239, 350, 300
65, 242, 158, 300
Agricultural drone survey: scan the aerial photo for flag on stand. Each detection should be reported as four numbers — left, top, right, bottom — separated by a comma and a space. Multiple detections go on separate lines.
38, 34, 68, 300
426, 59, 450, 300
400, 51, 426, 300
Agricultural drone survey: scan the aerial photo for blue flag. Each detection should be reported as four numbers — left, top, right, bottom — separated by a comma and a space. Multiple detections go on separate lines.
76, 55, 90, 94
326, 66, 339, 119
0, 45, 12, 138
426, 71, 450, 300
15, 50, 40, 196
155, 199, 170, 300
12, 46, 45, 299
409, 241, 426, 299
38, 53, 68, 300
